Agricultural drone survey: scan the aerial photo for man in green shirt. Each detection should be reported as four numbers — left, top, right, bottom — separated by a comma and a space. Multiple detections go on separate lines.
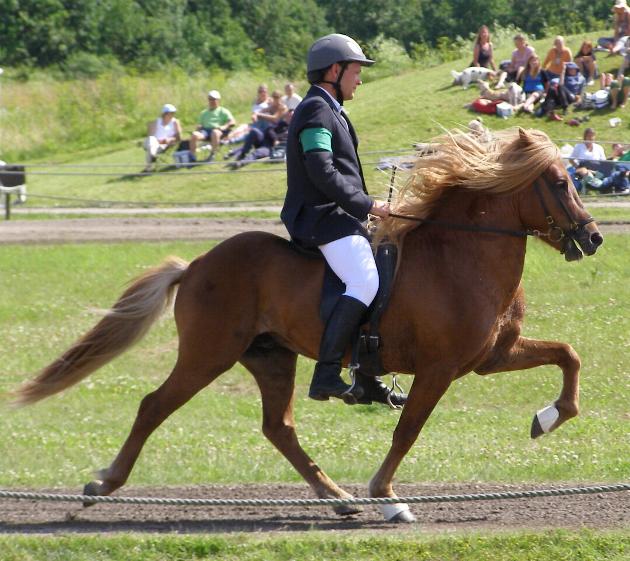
189, 90, 236, 162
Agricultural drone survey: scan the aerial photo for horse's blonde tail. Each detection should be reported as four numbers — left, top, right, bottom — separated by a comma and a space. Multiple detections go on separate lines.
13, 256, 189, 406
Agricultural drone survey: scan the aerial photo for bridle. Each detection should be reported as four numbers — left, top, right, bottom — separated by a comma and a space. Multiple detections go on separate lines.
387, 169, 595, 245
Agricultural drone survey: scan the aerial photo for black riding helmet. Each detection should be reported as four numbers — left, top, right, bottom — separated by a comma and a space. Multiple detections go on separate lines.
306, 34, 375, 104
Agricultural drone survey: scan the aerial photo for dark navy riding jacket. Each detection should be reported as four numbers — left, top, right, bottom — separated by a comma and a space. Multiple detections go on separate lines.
281, 86, 373, 248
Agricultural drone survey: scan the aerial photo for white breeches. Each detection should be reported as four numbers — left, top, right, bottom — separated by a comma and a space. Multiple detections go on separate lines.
318, 235, 379, 306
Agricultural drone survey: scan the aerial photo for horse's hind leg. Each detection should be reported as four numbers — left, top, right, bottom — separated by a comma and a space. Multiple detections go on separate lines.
475, 336, 581, 438
84, 345, 242, 501
240, 339, 361, 516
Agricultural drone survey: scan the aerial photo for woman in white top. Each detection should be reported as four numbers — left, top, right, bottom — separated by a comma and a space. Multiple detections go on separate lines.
143, 104, 182, 172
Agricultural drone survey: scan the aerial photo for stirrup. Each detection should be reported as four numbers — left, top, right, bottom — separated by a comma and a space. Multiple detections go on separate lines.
386, 375, 405, 410
342, 365, 362, 405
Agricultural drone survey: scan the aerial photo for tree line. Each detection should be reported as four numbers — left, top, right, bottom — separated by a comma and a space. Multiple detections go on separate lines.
0, 0, 616, 78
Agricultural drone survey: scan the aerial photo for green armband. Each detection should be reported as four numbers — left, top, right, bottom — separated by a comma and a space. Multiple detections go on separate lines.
300, 127, 332, 152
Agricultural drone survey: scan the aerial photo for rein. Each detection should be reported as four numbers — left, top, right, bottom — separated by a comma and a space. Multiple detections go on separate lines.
387, 173, 594, 241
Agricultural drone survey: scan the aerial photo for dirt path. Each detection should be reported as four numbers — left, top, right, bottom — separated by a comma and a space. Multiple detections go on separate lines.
0, 217, 628, 244
1, 483, 628, 535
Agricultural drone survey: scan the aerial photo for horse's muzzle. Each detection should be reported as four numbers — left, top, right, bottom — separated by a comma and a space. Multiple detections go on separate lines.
566, 226, 604, 261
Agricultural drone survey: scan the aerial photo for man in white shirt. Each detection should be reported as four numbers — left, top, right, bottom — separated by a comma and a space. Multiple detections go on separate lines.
280, 83, 303, 110
570, 128, 607, 168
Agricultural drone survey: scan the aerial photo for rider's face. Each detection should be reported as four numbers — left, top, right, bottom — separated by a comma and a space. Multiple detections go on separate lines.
339, 62, 363, 101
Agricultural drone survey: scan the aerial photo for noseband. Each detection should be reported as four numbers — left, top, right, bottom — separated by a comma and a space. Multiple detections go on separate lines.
531, 176, 595, 244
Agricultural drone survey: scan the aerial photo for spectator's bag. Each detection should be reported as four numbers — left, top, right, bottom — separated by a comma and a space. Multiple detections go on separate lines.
173, 140, 192, 169
471, 98, 502, 114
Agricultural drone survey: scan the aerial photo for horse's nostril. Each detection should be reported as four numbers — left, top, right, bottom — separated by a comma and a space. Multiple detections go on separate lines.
591, 232, 604, 247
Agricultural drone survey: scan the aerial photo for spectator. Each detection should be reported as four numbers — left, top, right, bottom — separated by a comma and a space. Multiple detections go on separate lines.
189, 90, 236, 162
226, 91, 287, 160
598, 0, 630, 53
252, 83, 270, 112
570, 128, 607, 168
599, 71, 630, 108
472, 25, 497, 71
281, 83, 303, 110
543, 36, 573, 81
228, 109, 294, 169
496, 34, 535, 88
142, 103, 181, 173
574, 40, 598, 86
252, 89, 287, 127
542, 62, 585, 120
519, 54, 549, 113
610, 74, 630, 108
223, 84, 271, 145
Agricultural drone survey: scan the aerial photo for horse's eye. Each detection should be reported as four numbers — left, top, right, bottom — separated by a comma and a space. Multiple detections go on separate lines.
556, 180, 569, 191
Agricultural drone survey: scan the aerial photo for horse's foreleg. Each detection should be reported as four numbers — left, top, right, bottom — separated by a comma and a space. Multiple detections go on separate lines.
240, 347, 361, 517
369, 371, 452, 523
475, 336, 580, 438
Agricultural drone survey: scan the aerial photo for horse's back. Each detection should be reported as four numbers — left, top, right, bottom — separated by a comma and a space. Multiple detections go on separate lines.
175, 231, 324, 341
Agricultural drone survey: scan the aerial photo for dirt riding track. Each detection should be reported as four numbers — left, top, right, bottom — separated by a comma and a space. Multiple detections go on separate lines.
1, 216, 628, 534
1, 483, 629, 534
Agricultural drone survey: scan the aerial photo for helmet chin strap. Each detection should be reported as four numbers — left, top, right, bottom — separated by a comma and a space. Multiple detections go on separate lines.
319, 62, 349, 105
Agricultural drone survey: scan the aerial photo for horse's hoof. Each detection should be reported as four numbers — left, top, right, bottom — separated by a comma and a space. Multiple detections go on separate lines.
530, 415, 544, 439
334, 503, 362, 516
531, 405, 560, 439
389, 509, 417, 524
380, 502, 415, 523
82, 481, 100, 507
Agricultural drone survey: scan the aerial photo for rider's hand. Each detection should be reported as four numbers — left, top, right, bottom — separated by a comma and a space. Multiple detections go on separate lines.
370, 200, 390, 218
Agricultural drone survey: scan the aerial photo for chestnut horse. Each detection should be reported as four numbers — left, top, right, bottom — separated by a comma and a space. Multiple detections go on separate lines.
15, 128, 603, 523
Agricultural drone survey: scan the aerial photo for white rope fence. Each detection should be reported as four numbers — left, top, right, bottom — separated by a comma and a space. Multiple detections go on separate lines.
0, 483, 628, 508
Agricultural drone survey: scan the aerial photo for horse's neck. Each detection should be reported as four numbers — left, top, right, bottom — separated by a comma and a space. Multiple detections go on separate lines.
411, 189, 527, 299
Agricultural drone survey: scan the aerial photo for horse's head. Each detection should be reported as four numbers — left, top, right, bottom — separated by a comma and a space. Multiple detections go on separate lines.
516, 130, 603, 261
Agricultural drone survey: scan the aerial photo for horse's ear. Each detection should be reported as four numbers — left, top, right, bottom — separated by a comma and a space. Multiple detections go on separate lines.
518, 127, 530, 146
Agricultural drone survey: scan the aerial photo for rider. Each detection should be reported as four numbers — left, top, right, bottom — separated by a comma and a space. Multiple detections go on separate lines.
281, 33, 407, 407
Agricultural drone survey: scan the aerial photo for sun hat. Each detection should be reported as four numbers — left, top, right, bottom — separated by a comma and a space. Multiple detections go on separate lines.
614, 0, 628, 9
161, 103, 177, 114
208, 90, 221, 99
565, 61, 579, 71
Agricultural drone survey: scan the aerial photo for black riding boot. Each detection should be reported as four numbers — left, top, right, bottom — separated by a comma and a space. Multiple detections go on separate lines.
354, 372, 408, 407
309, 295, 367, 402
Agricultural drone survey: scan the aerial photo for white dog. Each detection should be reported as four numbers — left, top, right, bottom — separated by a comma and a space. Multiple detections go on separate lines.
451, 67, 496, 89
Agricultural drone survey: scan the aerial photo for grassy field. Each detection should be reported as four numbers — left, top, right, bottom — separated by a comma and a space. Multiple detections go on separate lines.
0, 236, 627, 489
1, 531, 628, 561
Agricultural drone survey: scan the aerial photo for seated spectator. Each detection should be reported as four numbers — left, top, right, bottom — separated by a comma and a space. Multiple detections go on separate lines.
472, 25, 497, 71
227, 109, 293, 169
223, 84, 271, 145
142, 104, 181, 172
519, 54, 549, 113
252, 89, 287, 128
610, 142, 630, 160
598, 0, 630, 53
496, 34, 535, 88
600, 72, 630, 108
576, 168, 630, 194
189, 90, 236, 163
541, 62, 585, 120
281, 83, 303, 110
574, 40, 598, 85
226, 91, 287, 159
570, 127, 607, 169
543, 36, 573, 81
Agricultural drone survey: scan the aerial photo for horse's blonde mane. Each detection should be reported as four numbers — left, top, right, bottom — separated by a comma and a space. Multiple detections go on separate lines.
375, 127, 561, 243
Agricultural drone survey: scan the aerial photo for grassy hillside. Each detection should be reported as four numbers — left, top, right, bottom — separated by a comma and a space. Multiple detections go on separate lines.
2, 32, 629, 209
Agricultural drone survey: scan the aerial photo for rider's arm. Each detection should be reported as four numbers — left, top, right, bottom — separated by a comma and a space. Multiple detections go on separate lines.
300, 126, 373, 219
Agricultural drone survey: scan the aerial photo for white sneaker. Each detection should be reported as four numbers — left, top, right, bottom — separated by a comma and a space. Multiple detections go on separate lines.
587, 79, 595, 86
